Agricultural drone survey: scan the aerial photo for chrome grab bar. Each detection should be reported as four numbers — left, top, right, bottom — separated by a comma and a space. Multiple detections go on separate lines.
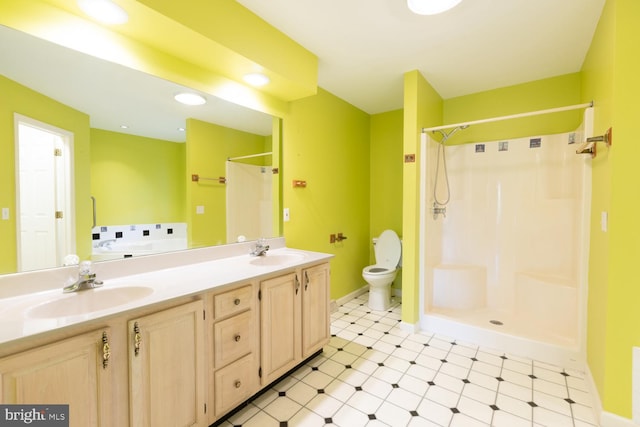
91, 196, 96, 228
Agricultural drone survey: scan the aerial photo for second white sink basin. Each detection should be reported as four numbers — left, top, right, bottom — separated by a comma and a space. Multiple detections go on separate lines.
28, 286, 154, 318
249, 252, 306, 266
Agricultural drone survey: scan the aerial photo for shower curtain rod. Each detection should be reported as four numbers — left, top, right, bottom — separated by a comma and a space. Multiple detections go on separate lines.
227, 151, 273, 161
421, 101, 593, 133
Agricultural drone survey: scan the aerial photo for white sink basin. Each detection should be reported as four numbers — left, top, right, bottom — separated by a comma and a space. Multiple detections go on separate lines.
249, 252, 306, 266
28, 286, 154, 318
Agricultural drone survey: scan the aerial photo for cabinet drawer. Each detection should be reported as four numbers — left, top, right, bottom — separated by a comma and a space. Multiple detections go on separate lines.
214, 354, 256, 417
214, 310, 253, 368
213, 285, 253, 319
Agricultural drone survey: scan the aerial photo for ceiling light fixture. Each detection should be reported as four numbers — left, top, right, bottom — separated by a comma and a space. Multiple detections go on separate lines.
77, 0, 129, 25
174, 92, 207, 106
407, 0, 462, 15
243, 73, 270, 87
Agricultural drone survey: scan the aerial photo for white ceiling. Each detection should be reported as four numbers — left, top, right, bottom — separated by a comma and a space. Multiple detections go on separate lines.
237, 0, 606, 114
1, 1, 606, 141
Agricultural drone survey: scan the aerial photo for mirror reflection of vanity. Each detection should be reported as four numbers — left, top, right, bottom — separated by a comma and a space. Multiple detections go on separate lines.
0, 24, 282, 275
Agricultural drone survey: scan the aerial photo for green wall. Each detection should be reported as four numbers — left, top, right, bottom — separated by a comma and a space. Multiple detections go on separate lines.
186, 118, 271, 248
370, 110, 404, 292
90, 129, 186, 225
581, 0, 614, 414
283, 88, 370, 300
443, 73, 583, 145
370, 110, 404, 239
581, 0, 640, 418
0, 75, 92, 273
402, 70, 444, 324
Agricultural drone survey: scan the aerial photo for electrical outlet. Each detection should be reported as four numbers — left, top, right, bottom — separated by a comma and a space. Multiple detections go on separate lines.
196, 205, 205, 214
1, 208, 8, 220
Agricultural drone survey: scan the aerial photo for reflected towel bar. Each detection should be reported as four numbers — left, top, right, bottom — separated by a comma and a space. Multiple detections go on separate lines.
191, 174, 226, 184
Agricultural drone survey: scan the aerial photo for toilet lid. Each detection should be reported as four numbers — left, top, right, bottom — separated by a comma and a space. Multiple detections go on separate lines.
375, 230, 401, 269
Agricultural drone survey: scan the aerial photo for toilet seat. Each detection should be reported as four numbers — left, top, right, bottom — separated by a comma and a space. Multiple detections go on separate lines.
363, 265, 392, 275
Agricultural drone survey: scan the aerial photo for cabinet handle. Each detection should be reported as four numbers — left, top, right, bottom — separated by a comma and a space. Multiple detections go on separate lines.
234, 380, 242, 389
133, 322, 142, 357
295, 275, 300, 295
234, 334, 241, 342
102, 331, 111, 369
234, 298, 241, 306
304, 271, 310, 291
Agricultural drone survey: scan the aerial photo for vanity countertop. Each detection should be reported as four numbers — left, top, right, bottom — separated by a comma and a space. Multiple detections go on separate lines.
0, 246, 332, 348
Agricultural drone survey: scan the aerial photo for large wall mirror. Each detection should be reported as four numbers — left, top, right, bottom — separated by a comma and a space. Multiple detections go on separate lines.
0, 24, 282, 275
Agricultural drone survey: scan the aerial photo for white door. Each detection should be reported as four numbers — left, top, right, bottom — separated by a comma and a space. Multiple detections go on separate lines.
15, 116, 74, 272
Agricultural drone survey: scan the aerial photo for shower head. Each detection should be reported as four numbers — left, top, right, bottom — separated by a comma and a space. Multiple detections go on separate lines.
434, 124, 470, 144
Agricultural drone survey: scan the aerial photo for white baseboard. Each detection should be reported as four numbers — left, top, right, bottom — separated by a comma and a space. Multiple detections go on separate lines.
585, 364, 637, 426
331, 285, 369, 313
602, 412, 637, 427
399, 321, 419, 334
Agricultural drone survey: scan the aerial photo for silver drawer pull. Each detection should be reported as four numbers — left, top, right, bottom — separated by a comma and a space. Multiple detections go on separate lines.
234, 380, 242, 389
234, 298, 241, 305
234, 334, 241, 342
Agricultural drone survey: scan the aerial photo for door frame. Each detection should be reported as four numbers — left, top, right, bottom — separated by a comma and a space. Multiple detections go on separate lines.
14, 113, 76, 271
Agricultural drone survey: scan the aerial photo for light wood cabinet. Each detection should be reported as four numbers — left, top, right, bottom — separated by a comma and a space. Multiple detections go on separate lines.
129, 300, 206, 427
301, 263, 331, 357
209, 283, 259, 420
260, 272, 301, 385
0, 328, 113, 427
0, 257, 331, 426
260, 263, 331, 386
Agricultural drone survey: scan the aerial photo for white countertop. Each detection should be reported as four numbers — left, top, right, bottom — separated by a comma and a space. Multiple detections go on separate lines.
0, 246, 332, 347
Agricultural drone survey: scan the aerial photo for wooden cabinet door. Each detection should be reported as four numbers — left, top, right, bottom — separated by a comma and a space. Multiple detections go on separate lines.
302, 263, 331, 357
260, 272, 301, 385
129, 300, 205, 427
0, 328, 113, 427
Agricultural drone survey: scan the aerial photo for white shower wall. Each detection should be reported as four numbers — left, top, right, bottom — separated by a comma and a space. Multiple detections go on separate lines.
421, 111, 592, 364
226, 162, 273, 243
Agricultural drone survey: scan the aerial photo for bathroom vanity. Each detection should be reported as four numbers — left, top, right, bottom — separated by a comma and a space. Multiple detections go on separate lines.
0, 239, 332, 426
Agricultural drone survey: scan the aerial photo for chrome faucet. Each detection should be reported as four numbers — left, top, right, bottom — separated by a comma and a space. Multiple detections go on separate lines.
63, 261, 104, 293
249, 238, 270, 257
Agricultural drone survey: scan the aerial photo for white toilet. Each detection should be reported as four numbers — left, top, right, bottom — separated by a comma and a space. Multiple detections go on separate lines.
362, 229, 402, 311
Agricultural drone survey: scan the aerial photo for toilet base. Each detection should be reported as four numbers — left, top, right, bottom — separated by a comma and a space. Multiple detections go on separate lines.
368, 285, 391, 311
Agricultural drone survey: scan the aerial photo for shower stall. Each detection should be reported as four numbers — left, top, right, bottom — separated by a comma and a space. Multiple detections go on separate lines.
226, 158, 273, 243
419, 107, 593, 368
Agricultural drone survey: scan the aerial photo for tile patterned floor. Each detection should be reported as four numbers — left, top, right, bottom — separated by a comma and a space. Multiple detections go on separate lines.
218, 293, 599, 427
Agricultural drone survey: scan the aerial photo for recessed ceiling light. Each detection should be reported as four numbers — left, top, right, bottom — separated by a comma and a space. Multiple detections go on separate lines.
178, 127, 185, 132
77, 0, 129, 25
243, 73, 270, 87
407, 0, 462, 15
174, 92, 207, 106
120, 124, 128, 129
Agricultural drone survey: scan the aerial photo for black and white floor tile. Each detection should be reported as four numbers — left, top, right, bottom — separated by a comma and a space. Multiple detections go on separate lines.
217, 292, 599, 427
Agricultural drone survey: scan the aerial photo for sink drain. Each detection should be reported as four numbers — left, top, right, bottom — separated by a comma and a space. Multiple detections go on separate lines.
489, 320, 504, 326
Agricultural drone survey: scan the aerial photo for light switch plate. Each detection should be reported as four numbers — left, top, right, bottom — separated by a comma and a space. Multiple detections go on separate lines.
196, 205, 205, 214
1, 208, 8, 220
283, 208, 290, 222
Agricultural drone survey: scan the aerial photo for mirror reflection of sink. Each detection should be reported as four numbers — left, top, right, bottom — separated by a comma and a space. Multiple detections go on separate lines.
28, 286, 154, 318
249, 253, 306, 266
